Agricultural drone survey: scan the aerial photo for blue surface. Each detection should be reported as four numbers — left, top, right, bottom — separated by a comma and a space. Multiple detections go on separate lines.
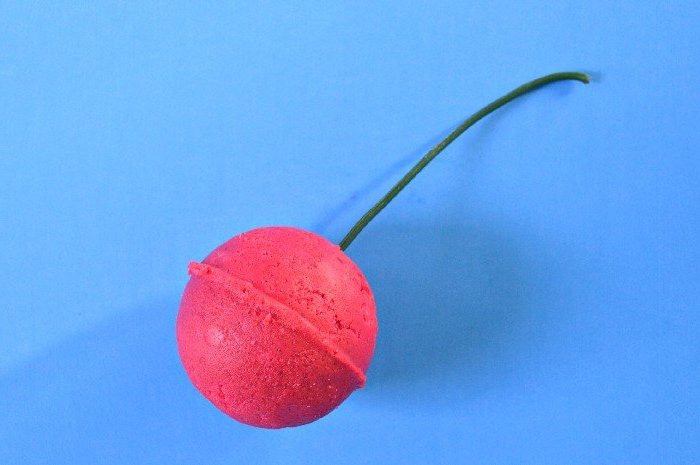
1, 2, 698, 464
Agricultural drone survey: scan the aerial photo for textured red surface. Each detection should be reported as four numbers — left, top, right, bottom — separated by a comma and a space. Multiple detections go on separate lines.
176, 227, 378, 428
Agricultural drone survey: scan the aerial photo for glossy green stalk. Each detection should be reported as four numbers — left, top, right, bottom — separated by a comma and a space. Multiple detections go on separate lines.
339, 71, 590, 251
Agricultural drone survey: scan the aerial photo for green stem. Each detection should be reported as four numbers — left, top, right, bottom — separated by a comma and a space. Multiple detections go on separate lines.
339, 71, 590, 251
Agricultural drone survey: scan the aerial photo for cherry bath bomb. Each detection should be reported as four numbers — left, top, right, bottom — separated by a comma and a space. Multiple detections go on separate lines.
176, 226, 378, 428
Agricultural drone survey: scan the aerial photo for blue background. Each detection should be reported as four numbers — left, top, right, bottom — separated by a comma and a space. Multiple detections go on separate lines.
1, 2, 698, 464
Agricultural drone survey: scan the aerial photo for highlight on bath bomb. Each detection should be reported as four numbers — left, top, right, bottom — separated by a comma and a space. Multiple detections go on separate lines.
176, 226, 378, 429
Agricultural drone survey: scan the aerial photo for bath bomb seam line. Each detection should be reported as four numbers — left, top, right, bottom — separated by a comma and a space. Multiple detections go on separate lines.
188, 260, 367, 387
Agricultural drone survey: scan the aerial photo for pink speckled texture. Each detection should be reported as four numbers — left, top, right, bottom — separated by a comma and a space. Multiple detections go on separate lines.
176, 226, 378, 428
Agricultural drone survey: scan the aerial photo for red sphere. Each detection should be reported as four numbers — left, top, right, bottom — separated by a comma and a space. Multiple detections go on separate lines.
176, 226, 378, 428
